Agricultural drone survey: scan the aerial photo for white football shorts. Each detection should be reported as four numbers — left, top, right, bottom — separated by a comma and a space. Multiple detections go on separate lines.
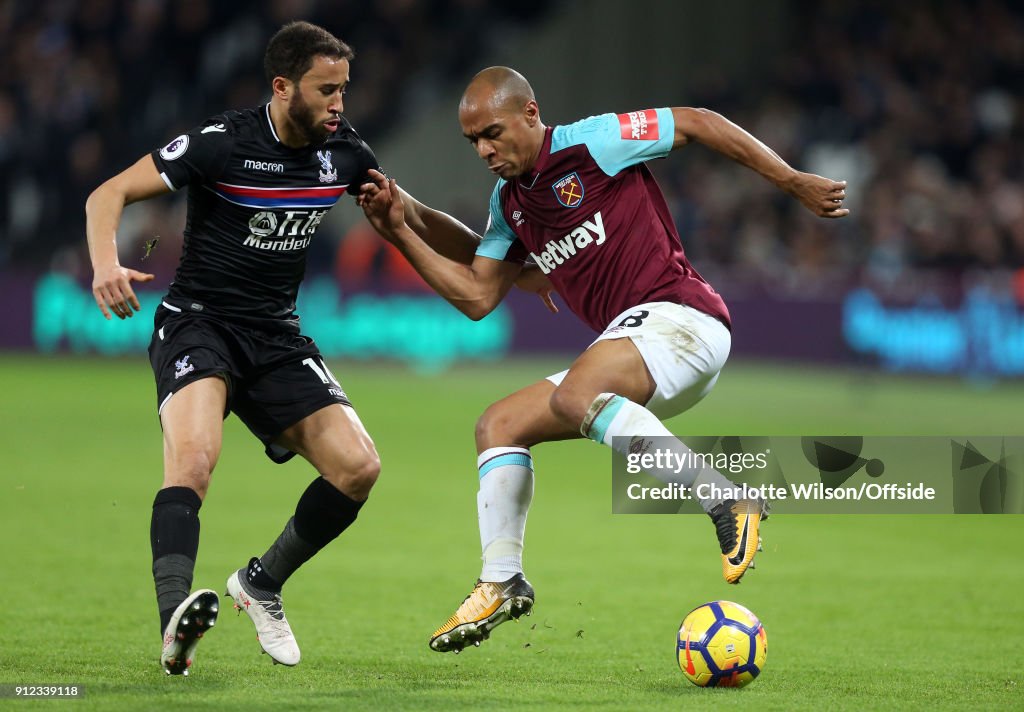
546, 302, 731, 419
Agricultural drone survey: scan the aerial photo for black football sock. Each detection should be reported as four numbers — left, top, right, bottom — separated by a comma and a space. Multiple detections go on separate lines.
257, 477, 365, 588
151, 486, 202, 634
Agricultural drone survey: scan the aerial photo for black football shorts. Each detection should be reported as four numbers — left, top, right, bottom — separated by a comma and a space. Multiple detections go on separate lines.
148, 302, 351, 463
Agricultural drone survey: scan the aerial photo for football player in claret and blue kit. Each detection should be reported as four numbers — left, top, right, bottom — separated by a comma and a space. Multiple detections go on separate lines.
85, 21, 482, 675
359, 66, 850, 653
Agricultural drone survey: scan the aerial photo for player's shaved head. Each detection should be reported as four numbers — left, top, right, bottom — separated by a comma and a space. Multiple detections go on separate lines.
460, 66, 535, 115
459, 66, 545, 179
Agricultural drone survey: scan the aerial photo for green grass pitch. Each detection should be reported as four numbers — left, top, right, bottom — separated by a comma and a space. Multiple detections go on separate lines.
1, 355, 1022, 710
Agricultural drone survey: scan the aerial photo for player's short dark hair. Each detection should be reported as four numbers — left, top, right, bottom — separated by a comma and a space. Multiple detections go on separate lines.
264, 21, 354, 84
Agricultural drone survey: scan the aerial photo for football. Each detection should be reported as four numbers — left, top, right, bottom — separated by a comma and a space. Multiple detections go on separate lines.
676, 600, 767, 688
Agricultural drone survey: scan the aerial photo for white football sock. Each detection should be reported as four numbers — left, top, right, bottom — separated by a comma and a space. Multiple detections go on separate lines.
477, 447, 534, 582
582, 393, 733, 513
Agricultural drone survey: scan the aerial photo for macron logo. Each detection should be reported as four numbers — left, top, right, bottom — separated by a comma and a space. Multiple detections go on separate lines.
530, 211, 606, 274
244, 159, 284, 173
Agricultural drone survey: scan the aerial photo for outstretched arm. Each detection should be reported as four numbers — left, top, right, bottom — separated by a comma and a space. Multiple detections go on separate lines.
671, 107, 849, 218
85, 155, 169, 319
398, 189, 480, 265
361, 170, 522, 320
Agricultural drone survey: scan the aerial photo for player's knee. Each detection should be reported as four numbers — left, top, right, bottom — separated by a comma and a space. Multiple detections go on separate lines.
549, 385, 590, 429
328, 449, 380, 500
355, 451, 382, 491
475, 403, 519, 449
163, 449, 215, 498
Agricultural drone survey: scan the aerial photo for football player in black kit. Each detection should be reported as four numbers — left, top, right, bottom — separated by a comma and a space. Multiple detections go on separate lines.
85, 21, 484, 675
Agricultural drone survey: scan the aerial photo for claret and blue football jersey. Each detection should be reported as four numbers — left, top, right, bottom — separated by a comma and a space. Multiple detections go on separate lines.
477, 108, 730, 332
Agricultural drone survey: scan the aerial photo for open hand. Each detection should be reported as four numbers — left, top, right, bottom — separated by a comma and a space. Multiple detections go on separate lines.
92, 264, 154, 319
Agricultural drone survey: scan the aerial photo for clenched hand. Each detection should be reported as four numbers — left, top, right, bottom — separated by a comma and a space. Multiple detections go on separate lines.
786, 173, 850, 218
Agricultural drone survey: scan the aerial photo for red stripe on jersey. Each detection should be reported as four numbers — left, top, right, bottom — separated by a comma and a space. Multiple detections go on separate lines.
617, 110, 660, 140
215, 182, 348, 198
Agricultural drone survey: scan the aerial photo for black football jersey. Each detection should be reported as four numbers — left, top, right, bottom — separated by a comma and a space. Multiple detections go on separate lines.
150, 103, 378, 331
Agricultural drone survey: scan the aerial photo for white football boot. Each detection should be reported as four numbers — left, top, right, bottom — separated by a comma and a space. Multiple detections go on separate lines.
160, 589, 219, 675
225, 563, 300, 666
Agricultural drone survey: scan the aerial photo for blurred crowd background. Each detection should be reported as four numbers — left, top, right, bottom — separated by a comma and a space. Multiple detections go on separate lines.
0, 0, 550, 274
0, 0, 1021, 295
661, 0, 1024, 296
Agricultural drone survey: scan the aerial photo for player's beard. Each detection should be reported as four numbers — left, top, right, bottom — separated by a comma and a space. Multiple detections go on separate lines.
289, 91, 330, 145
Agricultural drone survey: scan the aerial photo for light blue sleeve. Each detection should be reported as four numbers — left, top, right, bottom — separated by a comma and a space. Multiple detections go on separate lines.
551, 108, 675, 177
476, 179, 517, 260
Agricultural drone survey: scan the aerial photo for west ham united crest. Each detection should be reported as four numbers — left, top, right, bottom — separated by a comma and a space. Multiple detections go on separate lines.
552, 172, 584, 208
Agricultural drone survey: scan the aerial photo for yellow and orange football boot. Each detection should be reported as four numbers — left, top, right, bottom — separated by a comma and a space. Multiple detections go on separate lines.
429, 574, 534, 653
709, 498, 769, 584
